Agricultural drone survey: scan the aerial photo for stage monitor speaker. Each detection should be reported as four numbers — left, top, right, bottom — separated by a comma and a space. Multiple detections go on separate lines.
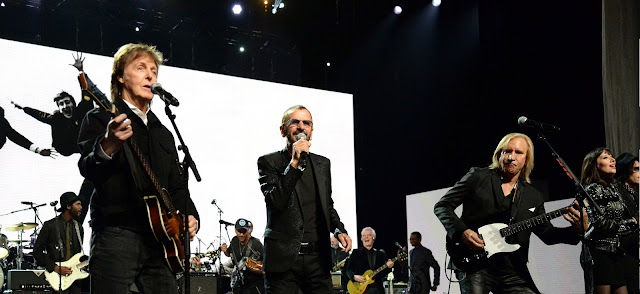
6, 270, 51, 291
2, 290, 50, 294
179, 271, 217, 294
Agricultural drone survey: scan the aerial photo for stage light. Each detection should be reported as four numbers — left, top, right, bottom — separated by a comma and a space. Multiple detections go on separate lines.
393, 6, 402, 15
264, 0, 267, 4
432, 0, 441, 7
1, 2, 5, 7
239, 46, 245, 52
279, 2, 284, 8
135, 26, 140, 32
326, 62, 331, 67
232, 4, 243, 15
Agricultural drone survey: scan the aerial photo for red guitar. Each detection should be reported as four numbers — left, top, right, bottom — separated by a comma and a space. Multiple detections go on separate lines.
80, 74, 185, 273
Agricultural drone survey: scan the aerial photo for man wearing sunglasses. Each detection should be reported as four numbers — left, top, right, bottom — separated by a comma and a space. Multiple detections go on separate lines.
257, 105, 352, 294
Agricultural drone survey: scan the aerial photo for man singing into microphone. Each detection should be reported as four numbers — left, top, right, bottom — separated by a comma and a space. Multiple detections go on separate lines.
32, 192, 84, 294
257, 105, 352, 294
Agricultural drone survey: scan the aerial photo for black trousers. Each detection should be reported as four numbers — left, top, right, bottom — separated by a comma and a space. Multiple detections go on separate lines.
265, 253, 333, 294
464, 256, 537, 294
89, 227, 178, 294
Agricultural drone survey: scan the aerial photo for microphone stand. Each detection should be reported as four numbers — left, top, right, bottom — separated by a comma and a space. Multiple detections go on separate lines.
52, 205, 62, 294
162, 102, 202, 294
29, 203, 44, 248
537, 132, 603, 294
212, 200, 224, 275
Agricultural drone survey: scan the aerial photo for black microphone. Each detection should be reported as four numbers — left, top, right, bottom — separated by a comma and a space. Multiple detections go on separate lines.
21, 201, 34, 205
219, 220, 234, 226
211, 199, 216, 205
150, 83, 180, 106
296, 133, 309, 169
518, 116, 560, 132
395, 242, 404, 250
50, 201, 58, 206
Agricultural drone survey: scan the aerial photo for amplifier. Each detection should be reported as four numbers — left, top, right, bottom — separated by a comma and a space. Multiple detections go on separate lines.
7, 270, 52, 291
2, 290, 50, 294
179, 271, 217, 294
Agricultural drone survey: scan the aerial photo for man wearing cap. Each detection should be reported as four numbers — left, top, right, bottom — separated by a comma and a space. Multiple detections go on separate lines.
33, 192, 84, 294
221, 218, 265, 294
257, 105, 352, 294
615, 152, 639, 294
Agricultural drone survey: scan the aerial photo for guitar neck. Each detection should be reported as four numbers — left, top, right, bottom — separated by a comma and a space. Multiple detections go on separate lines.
500, 206, 569, 237
370, 253, 405, 278
125, 138, 177, 213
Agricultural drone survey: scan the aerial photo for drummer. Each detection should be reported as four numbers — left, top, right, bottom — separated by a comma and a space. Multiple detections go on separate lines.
32, 192, 84, 294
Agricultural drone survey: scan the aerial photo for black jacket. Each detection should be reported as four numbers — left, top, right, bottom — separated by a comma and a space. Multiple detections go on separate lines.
257, 149, 347, 273
32, 215, 84, 273
78, 98, 199, 232
434, 167, 580, 291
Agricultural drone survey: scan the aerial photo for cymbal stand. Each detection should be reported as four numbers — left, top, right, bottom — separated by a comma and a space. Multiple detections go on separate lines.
16, 228, 24, 270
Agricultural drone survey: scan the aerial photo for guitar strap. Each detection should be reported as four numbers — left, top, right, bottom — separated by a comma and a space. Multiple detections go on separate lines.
73, 220, 83, 254
122, 142, 148, 194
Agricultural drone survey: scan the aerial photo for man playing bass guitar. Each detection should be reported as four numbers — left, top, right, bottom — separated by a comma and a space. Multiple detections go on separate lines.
78, 43, 199, 294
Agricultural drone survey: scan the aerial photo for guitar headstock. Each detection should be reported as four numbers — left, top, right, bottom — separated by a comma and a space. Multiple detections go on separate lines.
396, 252, 408, 262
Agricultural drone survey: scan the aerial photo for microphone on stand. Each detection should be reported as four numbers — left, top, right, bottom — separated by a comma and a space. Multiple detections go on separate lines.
517, 116, 560, 132
50, 201, 58, 206
394, 242, 404, 250
21, 201, 34, 205
211, 199, 216, 205
219, 220, 234, 227
150, 83, 180, 106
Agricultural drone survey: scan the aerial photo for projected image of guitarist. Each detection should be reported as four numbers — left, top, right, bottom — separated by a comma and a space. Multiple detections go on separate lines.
32, 192, 85, 294
221, 218, 265, 294
345, 227, 396, 294
77, 43, 200, 294
433, 133, 588, 294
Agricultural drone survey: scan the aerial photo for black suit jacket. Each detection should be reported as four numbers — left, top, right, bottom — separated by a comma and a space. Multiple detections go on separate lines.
78, 98, 199, 231
344, 248, 389, 292
434, 168, 579, 290
32, 215, 84, 273
257, 149, 347, 273
409, 245, 439, 293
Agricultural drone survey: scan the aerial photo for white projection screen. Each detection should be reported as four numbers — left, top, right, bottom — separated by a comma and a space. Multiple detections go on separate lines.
407, 189, 583, 294
0, 38, 357, 265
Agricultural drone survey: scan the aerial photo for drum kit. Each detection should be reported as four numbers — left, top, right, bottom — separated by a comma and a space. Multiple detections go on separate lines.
0, 222, 39, 290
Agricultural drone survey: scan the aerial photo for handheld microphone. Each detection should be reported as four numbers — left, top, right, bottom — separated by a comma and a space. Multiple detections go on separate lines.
296, 133, 309, 169
219, 220, 234, 227
150, 83, 180, 106
21, 201, 34, 205
517, 116, 560, 132
50, 200, 58, 206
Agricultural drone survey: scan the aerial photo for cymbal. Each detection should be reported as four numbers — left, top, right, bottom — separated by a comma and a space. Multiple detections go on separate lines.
4, 222, 38, 231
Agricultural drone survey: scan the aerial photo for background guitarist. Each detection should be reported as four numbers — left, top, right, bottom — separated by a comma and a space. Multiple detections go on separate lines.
78, 43, 200, 294
434, 133, 587, 294
344, 227, 394, 294
221, 218, 265, 294
33, 192, 84, 294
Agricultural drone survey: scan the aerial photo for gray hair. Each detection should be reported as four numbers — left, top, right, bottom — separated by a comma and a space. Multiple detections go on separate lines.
361, 227, 376, 240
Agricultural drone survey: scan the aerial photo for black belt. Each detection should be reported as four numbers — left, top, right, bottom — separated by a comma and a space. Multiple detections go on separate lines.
299, 242, 320, 255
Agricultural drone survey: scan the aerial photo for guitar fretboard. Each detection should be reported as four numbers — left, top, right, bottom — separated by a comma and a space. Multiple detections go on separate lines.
499, 206, 569, 237
370, 253, 407, 278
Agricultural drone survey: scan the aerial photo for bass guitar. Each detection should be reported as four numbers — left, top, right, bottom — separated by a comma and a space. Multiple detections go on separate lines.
347, 252, 407, 294
447, 204, 574, 272
44, 253, 90, 291
81, 79, 185, 273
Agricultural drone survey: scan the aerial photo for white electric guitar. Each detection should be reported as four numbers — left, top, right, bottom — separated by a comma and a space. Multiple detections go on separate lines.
44, 253, 90, 291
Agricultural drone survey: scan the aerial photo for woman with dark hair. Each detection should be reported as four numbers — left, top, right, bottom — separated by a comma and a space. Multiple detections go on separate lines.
580, 147, 638, 294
